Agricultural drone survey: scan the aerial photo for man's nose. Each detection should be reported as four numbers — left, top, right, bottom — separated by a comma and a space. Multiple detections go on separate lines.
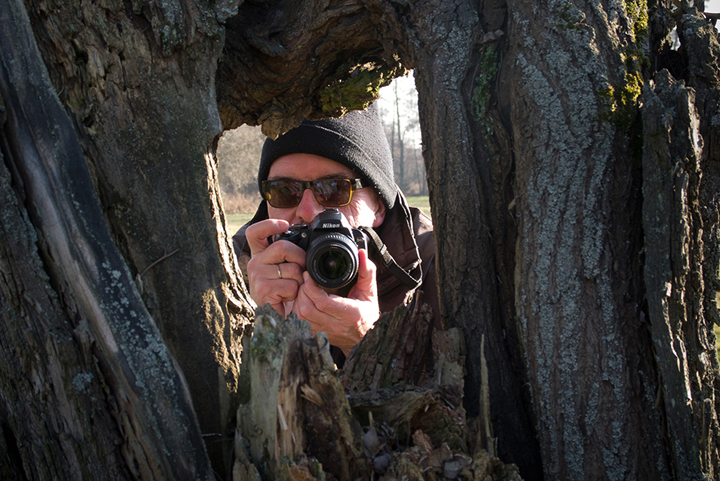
296, 188, 324, 223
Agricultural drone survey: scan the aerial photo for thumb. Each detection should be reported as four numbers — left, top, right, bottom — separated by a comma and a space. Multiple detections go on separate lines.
352, 249, 377, 301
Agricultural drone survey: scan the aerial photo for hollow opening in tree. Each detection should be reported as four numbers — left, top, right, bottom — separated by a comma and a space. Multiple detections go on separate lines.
216, 72, 430, 238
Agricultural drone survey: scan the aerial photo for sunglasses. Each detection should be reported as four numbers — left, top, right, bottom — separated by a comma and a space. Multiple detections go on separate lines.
261, 178, 368, 208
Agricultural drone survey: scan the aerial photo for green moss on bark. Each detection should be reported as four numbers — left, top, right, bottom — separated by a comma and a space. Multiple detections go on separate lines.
556, 3, 587, 31
318, 63, 404, 115
625, 0, 649, 42
597, 50, 647, 130
471, 46, 499, 136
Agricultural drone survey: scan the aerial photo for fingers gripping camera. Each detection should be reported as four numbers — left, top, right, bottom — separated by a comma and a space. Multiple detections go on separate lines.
272, 209, 369, 295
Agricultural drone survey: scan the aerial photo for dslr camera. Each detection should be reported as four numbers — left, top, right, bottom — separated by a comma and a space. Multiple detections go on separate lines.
273, 209, 369, 295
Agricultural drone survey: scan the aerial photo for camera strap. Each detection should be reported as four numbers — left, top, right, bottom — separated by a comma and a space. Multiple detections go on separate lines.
360, 227, 422, 290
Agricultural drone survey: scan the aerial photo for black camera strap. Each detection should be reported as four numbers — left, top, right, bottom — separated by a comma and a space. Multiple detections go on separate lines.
360, 227, 422, 290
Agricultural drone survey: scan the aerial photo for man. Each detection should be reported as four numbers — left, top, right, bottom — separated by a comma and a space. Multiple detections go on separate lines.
233, 104, 438, 363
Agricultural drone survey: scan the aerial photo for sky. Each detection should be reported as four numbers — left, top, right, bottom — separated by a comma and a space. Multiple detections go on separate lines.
707, 1, 720, 32
377, 72, 422, 149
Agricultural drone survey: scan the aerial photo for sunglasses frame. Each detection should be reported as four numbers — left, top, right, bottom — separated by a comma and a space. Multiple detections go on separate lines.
261, 177, 367, 208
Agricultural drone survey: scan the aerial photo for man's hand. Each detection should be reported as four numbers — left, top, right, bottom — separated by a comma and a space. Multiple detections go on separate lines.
292, 249, 380, 355
245, 219, 306, 317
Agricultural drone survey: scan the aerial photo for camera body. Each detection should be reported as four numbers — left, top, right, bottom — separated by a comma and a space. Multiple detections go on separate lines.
274, 209, 368, 294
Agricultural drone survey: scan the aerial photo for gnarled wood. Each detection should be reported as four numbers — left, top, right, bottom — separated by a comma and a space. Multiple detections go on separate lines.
218, 0, 408, 138
340, 293, 442, 393
2, 0, 719, 479
0, 0, 212, 478
642, 68, 716, 478
236, 306, 365, 480
24, 0, 256, 474
234, 302, 517, 480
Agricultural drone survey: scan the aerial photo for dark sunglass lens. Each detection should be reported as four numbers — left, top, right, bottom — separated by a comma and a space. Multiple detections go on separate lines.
267, 180, 302, 208
314, 179, 351, 206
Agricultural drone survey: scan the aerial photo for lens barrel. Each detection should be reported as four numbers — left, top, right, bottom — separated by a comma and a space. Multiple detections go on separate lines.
306, 232, 359, 289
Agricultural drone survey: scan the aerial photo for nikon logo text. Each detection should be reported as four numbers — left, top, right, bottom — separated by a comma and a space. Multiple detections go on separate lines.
322, 222, 340, 229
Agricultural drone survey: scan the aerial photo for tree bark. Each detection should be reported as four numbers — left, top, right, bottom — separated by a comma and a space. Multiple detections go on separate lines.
2, 0, 719, 479
236, 306, 365, 480
233, 304, 517, 480
22, 0, 258, 475
503, 1, 663, 478
641, 5, 720, 476
643, 68, 708, 479
218, 0, 407, 138
0, 0, 213, 478
405, 0, 546, 473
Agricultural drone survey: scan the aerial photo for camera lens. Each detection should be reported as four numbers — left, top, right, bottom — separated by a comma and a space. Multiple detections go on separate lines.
317, 250, 350, 281
306, 233, 359, 289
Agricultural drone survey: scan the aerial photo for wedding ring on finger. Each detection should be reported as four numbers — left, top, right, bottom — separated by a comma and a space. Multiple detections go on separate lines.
276, 264, 283, 279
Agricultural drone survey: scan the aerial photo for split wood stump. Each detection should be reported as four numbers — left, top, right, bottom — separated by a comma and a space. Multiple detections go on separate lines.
233, 298, 522, 481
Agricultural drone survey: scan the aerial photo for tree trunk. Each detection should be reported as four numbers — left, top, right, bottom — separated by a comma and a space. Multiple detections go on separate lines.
471, 0, 719, 477
2, 0, 719, 479
27, 0, 260, 475
505, 0, 664, 474
0, 0, 214, 478
410, 6, 541, 477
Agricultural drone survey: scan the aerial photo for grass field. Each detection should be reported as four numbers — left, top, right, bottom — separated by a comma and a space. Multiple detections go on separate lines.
225, 195, 431, 235
406, 195, 431, 218
225, 213, 255, 235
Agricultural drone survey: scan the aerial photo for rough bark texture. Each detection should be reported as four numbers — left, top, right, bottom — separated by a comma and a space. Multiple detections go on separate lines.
504, 1, 666, 478
2, 0, 720, 479
678, 6, 720, 475
641, 5, 720, 477
22, 0, 256, 475
0, 0, 213, 478
340, 294, 469, 454
233, 305, 515, 480
236, 306, 366, 480
643, 69, 708, 480
340, 292, 442, 393
406, 1, 545, 475
218, 0, 408, 138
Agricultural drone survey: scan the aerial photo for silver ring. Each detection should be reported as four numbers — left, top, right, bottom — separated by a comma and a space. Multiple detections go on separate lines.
276, 264, 283, 279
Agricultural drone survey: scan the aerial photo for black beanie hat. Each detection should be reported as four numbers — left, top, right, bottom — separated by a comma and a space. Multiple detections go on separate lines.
258, 103, 397, 210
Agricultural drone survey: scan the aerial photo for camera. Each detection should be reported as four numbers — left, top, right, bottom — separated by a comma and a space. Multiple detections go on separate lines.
273, 209, 368, 294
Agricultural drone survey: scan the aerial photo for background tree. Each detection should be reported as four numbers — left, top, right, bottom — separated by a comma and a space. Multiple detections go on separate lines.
1, 1, 719, 481
377, 73, 428, 195
392, 80, 408, 190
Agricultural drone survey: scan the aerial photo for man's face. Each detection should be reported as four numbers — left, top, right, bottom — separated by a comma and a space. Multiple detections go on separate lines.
267, 153, 385, 228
